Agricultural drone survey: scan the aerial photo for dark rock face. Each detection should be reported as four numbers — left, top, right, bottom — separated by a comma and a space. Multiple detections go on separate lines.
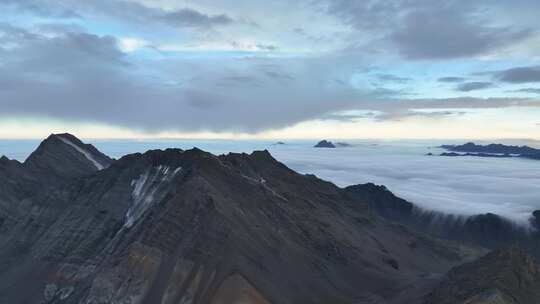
530, 210, 540, 231
314, 140, 336, 148
0, 135, 483, 304
424, 247, 540, 304
25, 133, 113, 181
0, 133, 114, 239
344, 183, 414, 221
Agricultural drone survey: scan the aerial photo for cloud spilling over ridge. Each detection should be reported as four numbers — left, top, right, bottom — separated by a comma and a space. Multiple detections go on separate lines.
3, 137, 540, 223
268, 142, 540, 223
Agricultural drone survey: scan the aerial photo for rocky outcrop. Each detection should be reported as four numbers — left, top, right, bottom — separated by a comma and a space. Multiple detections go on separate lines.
441, 142, 540, 155
530, 210, 540, 231
314, 140, 336, 148
345, 183, 414, 221
424, 247, 540, 304
0, 135, 482, 304
440, 152, 512, 158
440, 142, 540, 160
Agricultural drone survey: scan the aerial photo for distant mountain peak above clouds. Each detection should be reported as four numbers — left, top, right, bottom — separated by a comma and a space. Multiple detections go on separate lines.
437, 142, 540, 161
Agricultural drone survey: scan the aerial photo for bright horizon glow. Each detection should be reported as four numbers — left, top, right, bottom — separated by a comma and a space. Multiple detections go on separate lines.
1, 106, 539, 140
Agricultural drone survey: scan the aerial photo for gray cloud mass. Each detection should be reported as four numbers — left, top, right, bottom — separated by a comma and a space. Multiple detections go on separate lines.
323, 0, 535, 59
456, 82, 494, 92
495, 66, 540, 83
0, 0, 235, 29
0, 0, 539, 134
438, 77, 467, 83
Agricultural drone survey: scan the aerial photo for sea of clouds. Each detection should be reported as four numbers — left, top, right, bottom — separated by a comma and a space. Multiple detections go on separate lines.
2, 138, 540, 223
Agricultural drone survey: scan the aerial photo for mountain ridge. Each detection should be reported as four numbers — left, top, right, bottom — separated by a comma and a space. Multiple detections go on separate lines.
1, 133, 539, 304
0, 134, 482, 304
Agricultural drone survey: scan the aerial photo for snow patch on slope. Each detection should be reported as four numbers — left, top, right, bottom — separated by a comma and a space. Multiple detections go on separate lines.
125, 165, 182, 228
57, 136, 105, 170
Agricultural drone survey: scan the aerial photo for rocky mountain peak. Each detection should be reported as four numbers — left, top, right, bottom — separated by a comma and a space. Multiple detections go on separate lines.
0, 155, 20, 167
24, 133, 113, 182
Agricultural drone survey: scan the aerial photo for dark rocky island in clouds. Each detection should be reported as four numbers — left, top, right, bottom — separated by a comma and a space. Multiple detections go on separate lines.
314, 140, 336, 148
314, 140, 352, 148
1, 133, 540, 304
439, 142, 540, 160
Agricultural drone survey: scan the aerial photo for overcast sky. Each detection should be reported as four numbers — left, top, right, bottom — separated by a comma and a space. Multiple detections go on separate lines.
1, 0, 540, 139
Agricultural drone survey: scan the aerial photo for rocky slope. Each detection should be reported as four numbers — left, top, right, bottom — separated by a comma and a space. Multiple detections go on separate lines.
424, 247, 540, 304
0, 133, 113, 240
0, 134, 487, 304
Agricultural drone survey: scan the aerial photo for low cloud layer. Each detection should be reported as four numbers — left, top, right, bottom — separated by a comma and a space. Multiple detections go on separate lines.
268, 142, 540, 223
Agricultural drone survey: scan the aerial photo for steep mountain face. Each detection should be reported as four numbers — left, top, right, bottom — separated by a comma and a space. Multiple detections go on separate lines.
0, 133, 113, 239
0, 136, 482, 304
25, 133, 113, 182
424, 247, 540, 304
344, 183, 414, 222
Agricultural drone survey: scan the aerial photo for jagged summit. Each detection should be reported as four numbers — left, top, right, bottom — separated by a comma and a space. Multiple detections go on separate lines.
25, 133, 113, 173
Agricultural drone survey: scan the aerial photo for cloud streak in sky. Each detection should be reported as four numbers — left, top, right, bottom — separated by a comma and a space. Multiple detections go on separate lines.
456, 82, 494, 92
495, 66, 540, 83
